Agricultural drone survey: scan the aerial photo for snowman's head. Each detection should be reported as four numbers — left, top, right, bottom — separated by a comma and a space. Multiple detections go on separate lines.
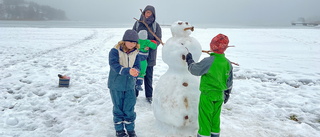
170, 21, 194, 37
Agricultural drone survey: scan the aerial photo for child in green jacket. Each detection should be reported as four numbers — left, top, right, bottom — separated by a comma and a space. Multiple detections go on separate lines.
186, 34, 233, 137
135, 30, 157, 92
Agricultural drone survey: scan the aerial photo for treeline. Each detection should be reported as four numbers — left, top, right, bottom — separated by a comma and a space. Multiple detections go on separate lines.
0, 0, 67, 20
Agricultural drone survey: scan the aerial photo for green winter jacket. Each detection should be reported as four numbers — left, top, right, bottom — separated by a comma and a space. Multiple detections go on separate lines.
188, 53, 233, 101
138, 39, 157, 53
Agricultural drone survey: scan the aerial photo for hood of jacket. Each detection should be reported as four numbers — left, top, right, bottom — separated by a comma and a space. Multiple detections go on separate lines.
139, 5, 156, 24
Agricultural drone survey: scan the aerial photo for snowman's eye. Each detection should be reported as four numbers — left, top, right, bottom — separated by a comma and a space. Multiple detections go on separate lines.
178, 22, 183, 25
186, 22, 189, 25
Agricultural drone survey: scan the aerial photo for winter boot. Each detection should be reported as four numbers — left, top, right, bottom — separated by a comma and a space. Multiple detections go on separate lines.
116, 130, 128, 137
197, 133, 219, 137
135, 85, 143, 91
127, 130, 137, 137
135, 79, 143, 91
211, 133, 220, 137
146, 97, 152, 104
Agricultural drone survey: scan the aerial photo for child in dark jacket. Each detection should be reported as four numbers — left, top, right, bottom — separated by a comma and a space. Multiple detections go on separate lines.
108, 29, 140, 137
186, 34, 233, 137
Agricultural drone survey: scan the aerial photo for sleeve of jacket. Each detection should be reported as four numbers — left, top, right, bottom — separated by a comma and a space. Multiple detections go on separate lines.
133, 53, 141, 71
188, 56, 214, 76
108, 48, 131, 76
227, 62, 233, 89
132, 21, 138, 31
155, 23, 162, 45
147, 40, 157, 50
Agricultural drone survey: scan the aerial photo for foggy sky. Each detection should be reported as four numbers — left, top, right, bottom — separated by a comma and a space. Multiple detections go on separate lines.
27, 0, 320, 26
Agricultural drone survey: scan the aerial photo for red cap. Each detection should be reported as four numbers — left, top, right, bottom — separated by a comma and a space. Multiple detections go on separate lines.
210, 34, 229, 54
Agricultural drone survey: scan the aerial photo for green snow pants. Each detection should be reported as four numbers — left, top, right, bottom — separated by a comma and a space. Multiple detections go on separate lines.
198, 93, 223, 136
138, 60, 147, 78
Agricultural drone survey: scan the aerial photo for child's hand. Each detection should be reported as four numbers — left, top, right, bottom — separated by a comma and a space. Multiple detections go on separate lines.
129, 68, 139, 77
186, 52, 193, 61
144, 47, 150, 50
224, 89, 232, 104
186, 52, 195, 65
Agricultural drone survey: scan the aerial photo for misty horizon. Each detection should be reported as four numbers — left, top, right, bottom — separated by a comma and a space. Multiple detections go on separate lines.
9, 0, 320, 26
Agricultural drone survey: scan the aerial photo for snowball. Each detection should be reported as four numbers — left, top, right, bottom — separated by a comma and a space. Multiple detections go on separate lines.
6, 117, 19, 126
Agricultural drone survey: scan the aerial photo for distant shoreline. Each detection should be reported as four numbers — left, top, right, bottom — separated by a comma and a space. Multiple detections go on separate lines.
0, 20, 318, 29
0, 19, 67, 21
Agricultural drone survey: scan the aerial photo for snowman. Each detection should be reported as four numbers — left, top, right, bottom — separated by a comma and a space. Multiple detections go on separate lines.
153, 21, 202, 135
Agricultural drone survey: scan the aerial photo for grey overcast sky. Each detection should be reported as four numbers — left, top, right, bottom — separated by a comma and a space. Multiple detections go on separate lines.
27, 0, 320, 26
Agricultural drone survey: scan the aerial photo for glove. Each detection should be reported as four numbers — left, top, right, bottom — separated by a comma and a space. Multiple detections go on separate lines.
224, 88, 232, 104
150, 40, 157, 44
186, 52, 194, 66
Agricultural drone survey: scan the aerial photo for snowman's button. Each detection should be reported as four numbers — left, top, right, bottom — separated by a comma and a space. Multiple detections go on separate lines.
182, 55, 186, 60
182, 82, 188, 87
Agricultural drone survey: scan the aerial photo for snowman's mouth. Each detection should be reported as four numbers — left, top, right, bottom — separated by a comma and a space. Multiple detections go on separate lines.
184, 27, 194, 31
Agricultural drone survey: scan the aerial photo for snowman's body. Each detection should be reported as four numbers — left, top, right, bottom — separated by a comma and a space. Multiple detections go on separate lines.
153, 21, 202, 135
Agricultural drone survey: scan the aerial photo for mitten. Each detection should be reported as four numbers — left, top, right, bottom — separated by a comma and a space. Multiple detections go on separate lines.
150, 40, 157, 44
186, 52, 194, 66
224, 88, 232, 104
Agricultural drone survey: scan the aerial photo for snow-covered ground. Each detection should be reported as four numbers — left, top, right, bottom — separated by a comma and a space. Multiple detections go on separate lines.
0, 26, 319, 137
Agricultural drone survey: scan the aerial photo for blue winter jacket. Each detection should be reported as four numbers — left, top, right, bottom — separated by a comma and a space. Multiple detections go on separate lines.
108, 44, 140, 91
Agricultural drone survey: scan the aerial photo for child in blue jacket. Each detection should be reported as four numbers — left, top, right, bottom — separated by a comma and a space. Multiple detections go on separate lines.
108, 29, 140, 137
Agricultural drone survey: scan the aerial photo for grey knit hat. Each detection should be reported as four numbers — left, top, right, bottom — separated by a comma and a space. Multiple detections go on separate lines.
122, 29, 138, 43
